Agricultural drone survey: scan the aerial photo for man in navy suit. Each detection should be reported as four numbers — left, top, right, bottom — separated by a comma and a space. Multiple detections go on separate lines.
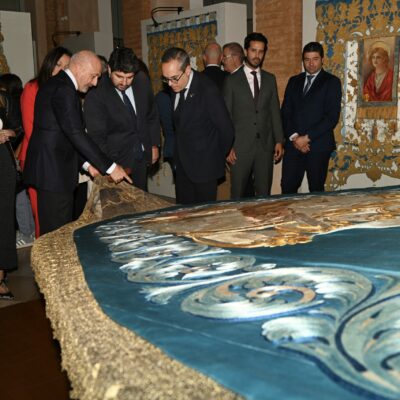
24, 51, 131, 235
281, 42, 342, 194
161, 47, 234, 204
84, 47, 160, 191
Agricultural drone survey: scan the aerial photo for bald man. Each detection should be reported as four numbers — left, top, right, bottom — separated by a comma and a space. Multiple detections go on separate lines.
202, 42, 228, 91
24, 50, 131, 235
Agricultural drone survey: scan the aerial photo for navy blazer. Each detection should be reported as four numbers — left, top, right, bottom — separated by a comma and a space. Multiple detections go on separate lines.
281, 69, 342, 153
24, 70, 112, 193
173, 71, 234, 183
155, 89, 174, 159
83, 71, 160, 168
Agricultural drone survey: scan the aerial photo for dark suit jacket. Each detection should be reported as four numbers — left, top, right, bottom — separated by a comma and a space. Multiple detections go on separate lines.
24, 70, 112, 193
174, 71, 234, 183
202, 65, 228, 91
223, 67, 284, 154
83, 71, 160, 168
281, 69, 342, 153
155, 89, 175, 159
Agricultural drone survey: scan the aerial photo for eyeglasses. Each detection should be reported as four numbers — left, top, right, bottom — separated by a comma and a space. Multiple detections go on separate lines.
161, 71, 185, 84
222, 54, 234, 61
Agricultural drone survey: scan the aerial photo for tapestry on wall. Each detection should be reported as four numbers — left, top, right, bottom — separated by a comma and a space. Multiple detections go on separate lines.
146, 12, 217, 94
315, 0, 400, 188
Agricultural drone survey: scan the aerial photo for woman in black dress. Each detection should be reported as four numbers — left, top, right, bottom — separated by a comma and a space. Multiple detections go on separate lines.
0, 93, 17, 299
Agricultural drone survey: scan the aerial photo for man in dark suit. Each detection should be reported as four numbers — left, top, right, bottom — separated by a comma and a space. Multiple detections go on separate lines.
24, 51, 131, 235
201, 42, 228, 91
281, 42, 342, 194
224, 32, 284, 199
84, 47, 160, 191
161, 47, 234, 204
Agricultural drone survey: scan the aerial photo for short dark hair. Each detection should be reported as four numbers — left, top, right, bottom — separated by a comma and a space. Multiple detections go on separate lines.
108, 47, 140, 74
244, 32, 268, 51
302, 42, 324, 59
161, 47, 190, 71
36, 46, 72, 87
223, 42, 245, 62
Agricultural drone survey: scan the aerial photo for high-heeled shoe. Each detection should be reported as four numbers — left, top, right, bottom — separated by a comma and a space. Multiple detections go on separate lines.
0, 279, 14, 300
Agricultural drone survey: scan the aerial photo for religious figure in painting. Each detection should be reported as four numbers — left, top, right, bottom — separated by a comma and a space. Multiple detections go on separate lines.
363, 42, 393, 102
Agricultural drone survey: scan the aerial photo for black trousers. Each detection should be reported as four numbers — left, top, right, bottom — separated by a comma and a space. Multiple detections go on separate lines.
175, 158, 217, 205
73, 182, 88, 220
130, 157, 148, 191
281, 150, 332, 194
37, 189, 74, 235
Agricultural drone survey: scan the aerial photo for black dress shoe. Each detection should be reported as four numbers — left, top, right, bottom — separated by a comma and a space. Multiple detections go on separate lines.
0, 280, 14, 300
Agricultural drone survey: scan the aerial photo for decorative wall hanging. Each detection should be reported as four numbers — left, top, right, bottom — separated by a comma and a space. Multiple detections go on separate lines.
146, 12, 217, 93
316, 0, 400, 188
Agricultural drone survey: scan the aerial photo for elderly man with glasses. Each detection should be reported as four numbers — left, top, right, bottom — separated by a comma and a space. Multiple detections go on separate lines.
161, 47, 234, 204
222, 42, 245, 74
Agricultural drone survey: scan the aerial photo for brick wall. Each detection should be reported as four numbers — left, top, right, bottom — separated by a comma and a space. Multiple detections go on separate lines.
122, 1, 152, 58
254, 0, 303, 102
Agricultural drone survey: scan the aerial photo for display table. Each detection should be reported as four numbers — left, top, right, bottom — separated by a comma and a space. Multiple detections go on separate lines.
32, 179, 400, 400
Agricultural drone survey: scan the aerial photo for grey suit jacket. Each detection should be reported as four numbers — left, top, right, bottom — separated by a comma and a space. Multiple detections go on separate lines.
223, 67, 284, 154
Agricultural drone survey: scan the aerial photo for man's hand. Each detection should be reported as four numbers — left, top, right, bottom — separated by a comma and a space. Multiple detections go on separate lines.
151, 146, 159, 165
88, 165, 100, 178
274, 143, 284, 163
226, 148, 237, 165
293, 135, 310, 153
0, 129, 15, 144
110, 164, 133, 184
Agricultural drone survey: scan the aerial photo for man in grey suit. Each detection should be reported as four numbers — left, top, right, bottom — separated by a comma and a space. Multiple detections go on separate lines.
223, 32, 284, 199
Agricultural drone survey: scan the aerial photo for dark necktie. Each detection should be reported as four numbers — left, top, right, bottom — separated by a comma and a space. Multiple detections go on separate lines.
251, 71, 260, 106
121, 90, 137, 123
303, 75, 314, 96
173, 89, 187, 129
174, 88, 186, 115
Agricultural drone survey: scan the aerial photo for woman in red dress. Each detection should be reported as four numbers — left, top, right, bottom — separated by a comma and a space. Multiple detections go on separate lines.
363, 46, 393, 102
19, 47, 72, 237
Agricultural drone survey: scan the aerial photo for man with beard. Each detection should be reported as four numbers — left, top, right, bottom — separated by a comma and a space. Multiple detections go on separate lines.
223, 32, 284, 199
84, 47, 160, 191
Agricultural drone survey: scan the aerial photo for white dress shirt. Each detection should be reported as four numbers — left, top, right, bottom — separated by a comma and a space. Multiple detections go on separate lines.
243, 63, 261, 97
64, 69, 116, 174
174, 70, 194, 110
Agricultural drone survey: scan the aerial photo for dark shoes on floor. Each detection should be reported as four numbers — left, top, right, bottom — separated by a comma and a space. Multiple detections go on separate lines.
0, 279, 14, 300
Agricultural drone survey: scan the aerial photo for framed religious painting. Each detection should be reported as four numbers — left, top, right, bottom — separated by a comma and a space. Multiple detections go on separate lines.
358, 36, 399, 107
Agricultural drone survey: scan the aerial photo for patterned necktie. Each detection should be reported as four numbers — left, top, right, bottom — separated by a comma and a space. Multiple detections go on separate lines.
303, 75, 314, 96
121, 90, 137, 123
251, 71, 260, 106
